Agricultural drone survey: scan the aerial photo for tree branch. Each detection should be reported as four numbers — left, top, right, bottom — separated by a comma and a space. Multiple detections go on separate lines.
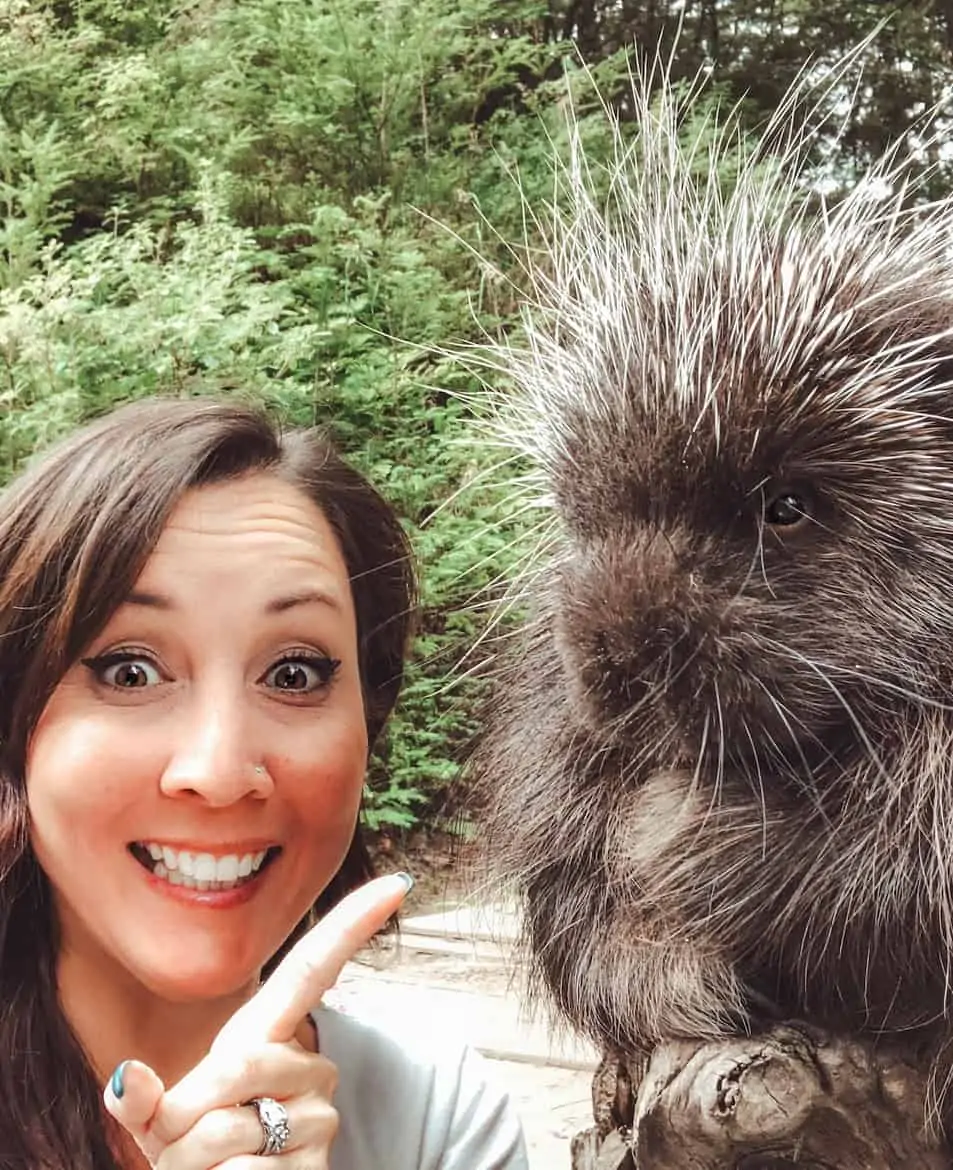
572, 1028, 951, 1169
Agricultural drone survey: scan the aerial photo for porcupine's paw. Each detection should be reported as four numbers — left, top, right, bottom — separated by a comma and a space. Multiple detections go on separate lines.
571, 1050, 645, 1170
591, 1048, 646, 1139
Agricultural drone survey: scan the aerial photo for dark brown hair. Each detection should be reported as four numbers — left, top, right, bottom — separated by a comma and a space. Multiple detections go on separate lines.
0, 397, 416, 1169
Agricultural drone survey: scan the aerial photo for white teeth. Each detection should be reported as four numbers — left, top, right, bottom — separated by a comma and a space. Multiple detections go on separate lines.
193, 853, 217, 883
217, 855, 240, 883
137, 842, 272, 889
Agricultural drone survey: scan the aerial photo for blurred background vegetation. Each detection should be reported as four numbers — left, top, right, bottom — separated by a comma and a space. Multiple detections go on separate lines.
1, 0, 951, 834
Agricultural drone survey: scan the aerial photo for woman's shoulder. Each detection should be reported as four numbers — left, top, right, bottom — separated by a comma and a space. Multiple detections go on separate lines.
313, 1004, 529, 1170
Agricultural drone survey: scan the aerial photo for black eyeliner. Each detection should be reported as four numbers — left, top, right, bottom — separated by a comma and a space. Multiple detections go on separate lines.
80, 648, 154, 670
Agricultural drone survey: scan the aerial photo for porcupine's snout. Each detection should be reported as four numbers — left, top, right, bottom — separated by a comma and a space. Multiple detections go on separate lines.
556, 523, 730, 729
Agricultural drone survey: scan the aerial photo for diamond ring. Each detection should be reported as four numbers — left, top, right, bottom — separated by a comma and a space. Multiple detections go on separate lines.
243, 1096, 291, 1156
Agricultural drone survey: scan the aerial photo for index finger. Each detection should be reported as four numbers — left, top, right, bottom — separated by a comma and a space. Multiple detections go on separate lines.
213, 872, 411, 1049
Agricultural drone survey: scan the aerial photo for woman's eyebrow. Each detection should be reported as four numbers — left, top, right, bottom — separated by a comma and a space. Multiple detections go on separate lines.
124, 588, 342, 613
265, 589, 342, 614
125, 590, 173, 610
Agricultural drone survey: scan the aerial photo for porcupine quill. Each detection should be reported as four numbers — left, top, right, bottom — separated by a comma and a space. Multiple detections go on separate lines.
463, 46, 953, 1125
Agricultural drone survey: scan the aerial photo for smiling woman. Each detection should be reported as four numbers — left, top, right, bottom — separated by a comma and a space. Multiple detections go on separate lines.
0, 398, 527, 1170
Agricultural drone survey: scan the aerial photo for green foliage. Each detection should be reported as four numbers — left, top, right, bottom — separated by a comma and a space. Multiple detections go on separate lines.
1, 0, 950, 831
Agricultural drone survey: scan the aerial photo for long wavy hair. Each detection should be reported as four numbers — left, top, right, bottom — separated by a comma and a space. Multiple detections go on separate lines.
0, 397, 416, 1169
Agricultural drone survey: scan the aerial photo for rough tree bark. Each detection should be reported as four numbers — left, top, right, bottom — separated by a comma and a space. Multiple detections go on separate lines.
570, 1027, 950, 1169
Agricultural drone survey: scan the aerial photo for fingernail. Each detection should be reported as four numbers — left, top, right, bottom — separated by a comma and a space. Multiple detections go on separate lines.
110, 1060, 129, 1100
395, 871, 414, 893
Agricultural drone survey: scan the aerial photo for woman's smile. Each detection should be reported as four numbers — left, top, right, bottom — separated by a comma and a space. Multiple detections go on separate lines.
128, 840, 282, 899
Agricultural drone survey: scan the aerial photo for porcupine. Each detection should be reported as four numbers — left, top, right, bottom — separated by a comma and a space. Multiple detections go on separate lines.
466, 55, 953, 1130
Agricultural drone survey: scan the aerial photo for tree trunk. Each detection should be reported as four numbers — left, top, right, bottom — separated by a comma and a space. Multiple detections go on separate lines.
570, 1027, 951, 1169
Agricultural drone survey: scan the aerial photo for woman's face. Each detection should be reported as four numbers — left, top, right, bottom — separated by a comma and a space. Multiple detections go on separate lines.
26, 474, 369, 1003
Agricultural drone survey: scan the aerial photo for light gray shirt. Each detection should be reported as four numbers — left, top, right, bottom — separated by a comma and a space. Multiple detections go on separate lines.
313, 1006, 529, 1170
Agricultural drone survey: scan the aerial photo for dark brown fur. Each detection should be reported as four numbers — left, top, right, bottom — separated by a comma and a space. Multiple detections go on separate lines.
469, 63, 953, 1103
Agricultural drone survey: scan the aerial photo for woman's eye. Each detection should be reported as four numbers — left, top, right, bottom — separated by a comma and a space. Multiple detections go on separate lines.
81, 654, 164, 689
262, 656, 341, 694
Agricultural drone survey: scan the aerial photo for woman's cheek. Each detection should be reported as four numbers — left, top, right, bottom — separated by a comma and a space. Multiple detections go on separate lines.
28, 710, 149, 824
282, 719, 367, 844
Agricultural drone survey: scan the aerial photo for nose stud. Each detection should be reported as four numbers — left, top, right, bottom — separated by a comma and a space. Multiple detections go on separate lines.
253, 765, 267, 777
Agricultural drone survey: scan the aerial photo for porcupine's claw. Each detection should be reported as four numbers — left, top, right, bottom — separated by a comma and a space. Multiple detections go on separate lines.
569, 1050, 644, 1170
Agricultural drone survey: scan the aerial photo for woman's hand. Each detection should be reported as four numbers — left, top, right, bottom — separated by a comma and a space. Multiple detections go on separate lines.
103, 873, 411, 1168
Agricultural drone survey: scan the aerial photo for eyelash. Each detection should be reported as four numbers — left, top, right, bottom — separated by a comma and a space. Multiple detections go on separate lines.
80, 647, 162, 685
79, 648, 343, 694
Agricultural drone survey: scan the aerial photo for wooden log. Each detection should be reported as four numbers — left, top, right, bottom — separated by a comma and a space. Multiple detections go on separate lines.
572, 1028, 951, 1169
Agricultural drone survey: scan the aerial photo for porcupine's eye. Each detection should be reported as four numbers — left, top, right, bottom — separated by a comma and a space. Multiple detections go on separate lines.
765, 490, 810, 527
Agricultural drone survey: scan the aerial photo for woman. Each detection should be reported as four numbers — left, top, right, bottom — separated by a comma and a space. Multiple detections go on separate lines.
0, 397, 527, 1170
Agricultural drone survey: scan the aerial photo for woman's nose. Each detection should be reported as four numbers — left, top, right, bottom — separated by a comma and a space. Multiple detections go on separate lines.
158, 694, 273, 806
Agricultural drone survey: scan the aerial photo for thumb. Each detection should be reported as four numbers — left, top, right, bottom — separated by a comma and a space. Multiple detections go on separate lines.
103, 1059, 167, 1165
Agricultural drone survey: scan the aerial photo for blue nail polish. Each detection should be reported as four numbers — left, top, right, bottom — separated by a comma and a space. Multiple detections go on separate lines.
110, 1061, 129, 1100
395, 871, 414, 892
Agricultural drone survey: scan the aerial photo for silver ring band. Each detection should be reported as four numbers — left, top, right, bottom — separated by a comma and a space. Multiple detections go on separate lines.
243, 1096, 291, 1156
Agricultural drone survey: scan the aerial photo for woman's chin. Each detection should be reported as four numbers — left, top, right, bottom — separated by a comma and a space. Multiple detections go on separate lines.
132, 954, 262, 1006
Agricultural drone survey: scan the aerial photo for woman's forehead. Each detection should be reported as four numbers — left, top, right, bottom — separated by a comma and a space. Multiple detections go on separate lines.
133, 475, 353, 612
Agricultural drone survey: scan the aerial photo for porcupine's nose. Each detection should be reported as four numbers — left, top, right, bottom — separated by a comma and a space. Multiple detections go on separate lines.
558, 527, 702, 722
